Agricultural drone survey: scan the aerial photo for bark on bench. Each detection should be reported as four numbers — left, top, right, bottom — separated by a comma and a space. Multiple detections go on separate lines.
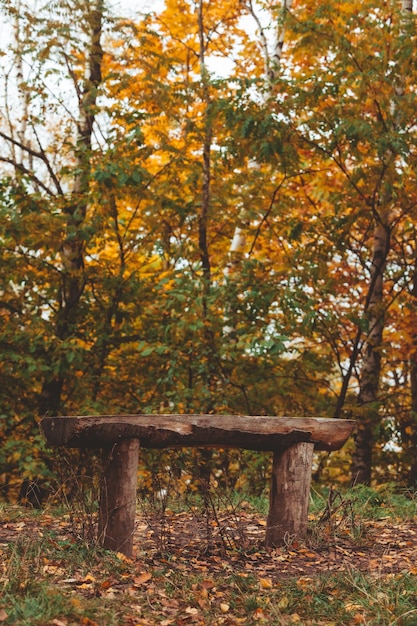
40, 414, 355, 557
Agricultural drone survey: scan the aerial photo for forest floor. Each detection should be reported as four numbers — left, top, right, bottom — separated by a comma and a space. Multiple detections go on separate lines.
1, 486, 417, 625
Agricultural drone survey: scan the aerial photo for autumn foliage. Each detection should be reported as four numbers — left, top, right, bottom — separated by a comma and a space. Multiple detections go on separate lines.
1, 0, 417, 496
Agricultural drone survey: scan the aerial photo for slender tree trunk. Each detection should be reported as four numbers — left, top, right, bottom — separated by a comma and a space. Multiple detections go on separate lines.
224, 0, 291, 312
197, 0, 217, 378
198, 0, 212, 298
13, 1, 30, 168
39, 0, 104, 415
406, 249, 417, 485
399, 0, 417, 489
351, 218, 390, 484
195, 0, 221, 507
350, 0, 412, 483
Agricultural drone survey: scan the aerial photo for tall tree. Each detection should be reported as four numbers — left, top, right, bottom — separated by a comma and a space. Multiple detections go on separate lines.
39, 0, 105, 415
352, 0, 414, 483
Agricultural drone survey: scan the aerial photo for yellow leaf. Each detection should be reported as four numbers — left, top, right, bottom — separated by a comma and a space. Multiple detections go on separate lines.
259, 577, 273, 589
115, 551, 133, 563
277, 596, 289, 609
220, 603, 230, 613
84, 573, 96, 583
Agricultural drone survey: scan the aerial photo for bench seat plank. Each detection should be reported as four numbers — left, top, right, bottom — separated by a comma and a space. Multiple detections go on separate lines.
40, 414, 355, 452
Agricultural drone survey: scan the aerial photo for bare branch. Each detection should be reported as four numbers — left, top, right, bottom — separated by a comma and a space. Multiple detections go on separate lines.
0, 156, 58, 196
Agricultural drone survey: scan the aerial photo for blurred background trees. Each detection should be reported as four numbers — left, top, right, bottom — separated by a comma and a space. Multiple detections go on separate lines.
1, 0, 417, 499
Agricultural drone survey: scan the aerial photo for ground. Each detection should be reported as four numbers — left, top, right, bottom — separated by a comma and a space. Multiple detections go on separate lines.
2, 494, 417, 625
2, 505, 417, 577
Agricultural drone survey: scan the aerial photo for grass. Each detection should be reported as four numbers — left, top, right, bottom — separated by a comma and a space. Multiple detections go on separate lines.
1, 484, 417, 625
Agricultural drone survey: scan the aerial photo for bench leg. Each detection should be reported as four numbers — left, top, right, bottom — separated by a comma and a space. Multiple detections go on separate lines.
265, 442, 314, 547
98, 438, 139, 557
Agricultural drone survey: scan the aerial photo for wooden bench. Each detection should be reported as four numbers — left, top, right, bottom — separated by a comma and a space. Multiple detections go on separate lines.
40, 414, 355, 557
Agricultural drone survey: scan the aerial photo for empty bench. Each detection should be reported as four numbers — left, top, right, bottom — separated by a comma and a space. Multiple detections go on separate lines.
40, 414, 355, 557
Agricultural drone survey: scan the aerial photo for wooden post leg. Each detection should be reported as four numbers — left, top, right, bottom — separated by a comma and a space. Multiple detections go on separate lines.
265, 442, 314, 547
98, 438, 139, 557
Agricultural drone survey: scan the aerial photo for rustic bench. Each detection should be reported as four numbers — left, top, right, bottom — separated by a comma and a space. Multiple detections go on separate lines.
40, 414, 355, 557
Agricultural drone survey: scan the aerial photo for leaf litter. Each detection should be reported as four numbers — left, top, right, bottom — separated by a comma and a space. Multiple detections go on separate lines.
1, 505, 417, 624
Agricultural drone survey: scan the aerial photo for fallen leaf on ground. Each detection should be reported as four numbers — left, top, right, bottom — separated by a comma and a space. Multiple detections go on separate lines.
134, 572, 152, 585
259, 577, 273, 589
185, 607, 199, 615
277, 596, 289, 609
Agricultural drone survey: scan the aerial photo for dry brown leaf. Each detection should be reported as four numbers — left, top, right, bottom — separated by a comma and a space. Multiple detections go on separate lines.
253, 608, 265, 620
100, 579, 114, 590
185, 606, 199, 615
80, 619, 100, 626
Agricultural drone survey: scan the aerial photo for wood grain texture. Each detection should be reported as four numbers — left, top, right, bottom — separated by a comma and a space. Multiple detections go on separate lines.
98, 439, 139, 557
40, 414, 355, 452
265, 442, 314, 546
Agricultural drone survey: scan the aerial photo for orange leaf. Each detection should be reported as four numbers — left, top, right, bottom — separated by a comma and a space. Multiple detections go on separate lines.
259, 577, 273, 589
134, 572, 152, 585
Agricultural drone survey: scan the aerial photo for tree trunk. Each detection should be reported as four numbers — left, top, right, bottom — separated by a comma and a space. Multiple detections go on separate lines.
351, 0, 412, 483
406, 250, 417, 485
223, 0, 291, 338
351, 219, 390, 484
197, 0, 212, 296
39, 0, 104, 415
